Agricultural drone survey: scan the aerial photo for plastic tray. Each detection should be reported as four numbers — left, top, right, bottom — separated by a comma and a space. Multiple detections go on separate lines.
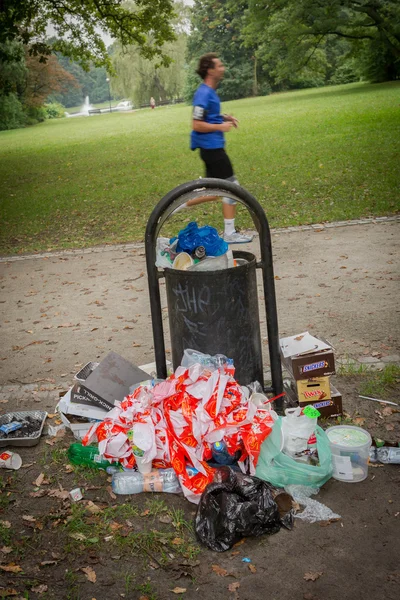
0, 411, 47, 447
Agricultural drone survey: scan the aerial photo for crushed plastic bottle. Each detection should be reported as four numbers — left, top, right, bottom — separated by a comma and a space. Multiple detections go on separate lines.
112, 468, 182, 495
369, 446, 400, 464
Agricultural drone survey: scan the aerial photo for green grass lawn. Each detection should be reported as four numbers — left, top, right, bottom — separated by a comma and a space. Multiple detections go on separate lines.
0, 81, 399, 255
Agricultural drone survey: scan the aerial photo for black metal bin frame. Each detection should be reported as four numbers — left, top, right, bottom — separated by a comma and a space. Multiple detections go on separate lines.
145, 178, 284, 411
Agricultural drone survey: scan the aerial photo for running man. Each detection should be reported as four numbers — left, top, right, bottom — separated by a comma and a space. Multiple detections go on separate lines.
180, 53, 253, 244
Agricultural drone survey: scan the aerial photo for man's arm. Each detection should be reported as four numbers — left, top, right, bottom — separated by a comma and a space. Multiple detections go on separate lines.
222, 114, 239, 128
192, 119, 233, 133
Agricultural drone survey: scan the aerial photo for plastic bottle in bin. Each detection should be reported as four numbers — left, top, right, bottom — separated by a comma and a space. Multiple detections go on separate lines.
112, 468, 181, 495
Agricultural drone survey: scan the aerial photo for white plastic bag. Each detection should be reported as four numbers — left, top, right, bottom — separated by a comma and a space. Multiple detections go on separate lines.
281, 407, 317, 458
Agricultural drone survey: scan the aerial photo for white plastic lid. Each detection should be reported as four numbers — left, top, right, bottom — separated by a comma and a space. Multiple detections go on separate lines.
327, 426, 371, 447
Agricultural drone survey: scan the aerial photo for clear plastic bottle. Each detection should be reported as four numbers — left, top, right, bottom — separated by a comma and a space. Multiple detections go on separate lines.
112, 468, 181, 495
369, 447, 400, 464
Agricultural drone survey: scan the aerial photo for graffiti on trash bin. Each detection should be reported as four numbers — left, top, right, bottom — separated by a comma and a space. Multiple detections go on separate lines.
172, 282, 217, 315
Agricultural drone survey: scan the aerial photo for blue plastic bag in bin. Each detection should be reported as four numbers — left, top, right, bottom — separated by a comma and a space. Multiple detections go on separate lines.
171, 222, 228, 257
256, 417, 333, 488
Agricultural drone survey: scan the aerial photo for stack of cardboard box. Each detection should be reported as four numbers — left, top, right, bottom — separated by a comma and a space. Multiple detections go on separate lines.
279, 332, 343, 418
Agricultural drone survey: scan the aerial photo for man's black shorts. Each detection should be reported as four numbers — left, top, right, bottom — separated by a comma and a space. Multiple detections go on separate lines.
199, 148, 234, 179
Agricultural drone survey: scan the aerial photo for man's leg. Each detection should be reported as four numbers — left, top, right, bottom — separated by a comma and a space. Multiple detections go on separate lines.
176, 149, 253, 242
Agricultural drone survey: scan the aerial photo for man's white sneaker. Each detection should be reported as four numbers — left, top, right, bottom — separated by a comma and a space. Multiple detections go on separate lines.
223, 231, 254, 244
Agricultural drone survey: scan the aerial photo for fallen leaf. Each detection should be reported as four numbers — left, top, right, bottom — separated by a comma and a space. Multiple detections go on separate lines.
382, 407, 394, 416
30, 490, 47, 498
22, 515, 36, 523
40, 560, 57, 567
248, 564, 257, 573
106, 486, 116, 500
212, 564, 229, 577
385, 423, 395, 431
1, 546, 13, 554
0, 564, 22, 573
170, 588, 186, 594
228, 582, 240, 592
81, 566, 96, 583
0, 521, 11, 529
304, 571, 323, 581
353, 417, 365, 426
85, 501, 102, 514
31, 585, 48, 594
48, 488, 69, 499
69, 533, 86, 541
171, 537, 184, 546
140, 509, 150, 517
158, 514, 172, 524
0, 589, 18, 597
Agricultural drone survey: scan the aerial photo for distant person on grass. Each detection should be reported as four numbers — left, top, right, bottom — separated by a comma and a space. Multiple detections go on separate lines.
150, 97, 156, 110
177, 53, 252, 244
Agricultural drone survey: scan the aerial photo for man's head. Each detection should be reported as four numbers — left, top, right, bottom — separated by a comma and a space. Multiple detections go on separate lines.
196, 53, 225, 84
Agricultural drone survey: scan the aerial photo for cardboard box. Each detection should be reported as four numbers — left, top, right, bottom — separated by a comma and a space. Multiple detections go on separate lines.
280, 332, 335, 380
284, 381, 342, 418
58, 410, 94, 441
296, 376, 331, 403
70, 351, 149, 411
300, 384, 343, 418
138, 361, 173, 377
57, 388, 107, 441
58, 388, 109, 421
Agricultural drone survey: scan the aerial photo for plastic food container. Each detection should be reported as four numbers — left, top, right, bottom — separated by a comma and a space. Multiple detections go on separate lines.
326, 425, 372, 483
0, 411, 47, 447
172, 252, 193, 270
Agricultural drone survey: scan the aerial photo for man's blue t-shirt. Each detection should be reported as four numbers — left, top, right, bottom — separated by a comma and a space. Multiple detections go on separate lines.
191, 83, 224, 150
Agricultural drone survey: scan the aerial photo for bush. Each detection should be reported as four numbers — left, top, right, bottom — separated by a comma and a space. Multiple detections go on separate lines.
0, 93, 26, 130
24, 105, 46, 126
44, 102, 66, 119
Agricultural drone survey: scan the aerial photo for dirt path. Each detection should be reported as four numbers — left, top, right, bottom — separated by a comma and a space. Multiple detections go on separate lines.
0, 219, 398, 385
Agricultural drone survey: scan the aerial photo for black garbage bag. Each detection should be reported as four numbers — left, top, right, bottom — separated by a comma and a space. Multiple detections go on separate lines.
195, 467, 293, 552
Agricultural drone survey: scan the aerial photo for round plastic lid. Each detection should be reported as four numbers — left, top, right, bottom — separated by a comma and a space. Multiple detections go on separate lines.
327, 426, 370, 447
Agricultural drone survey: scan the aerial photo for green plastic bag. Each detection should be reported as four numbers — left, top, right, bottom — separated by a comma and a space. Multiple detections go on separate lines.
255, 417, 333, 487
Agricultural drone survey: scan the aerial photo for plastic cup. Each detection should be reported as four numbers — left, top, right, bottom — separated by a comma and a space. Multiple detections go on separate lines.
133, 453, 152, 474
172, 252, 193, 270
0, 451, 22, 470
70, 487, 83, 501
326, 425, 372, 483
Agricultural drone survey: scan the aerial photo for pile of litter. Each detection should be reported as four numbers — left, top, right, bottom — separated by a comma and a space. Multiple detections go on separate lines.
83, 361, 276, 503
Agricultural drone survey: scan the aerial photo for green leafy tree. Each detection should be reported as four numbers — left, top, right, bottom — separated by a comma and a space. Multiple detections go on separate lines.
186, 0, 261, 101
244, 0, 400, 83
0, 0, 177, 69
112, 2, 188, 106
